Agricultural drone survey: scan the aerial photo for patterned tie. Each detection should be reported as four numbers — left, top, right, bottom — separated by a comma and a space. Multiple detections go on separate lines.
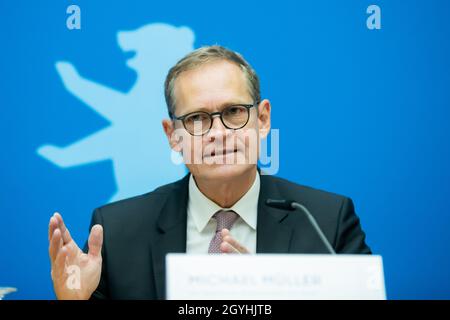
208, 210, 239, 253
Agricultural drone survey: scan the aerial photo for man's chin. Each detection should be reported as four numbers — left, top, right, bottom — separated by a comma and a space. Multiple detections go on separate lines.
190, 163, 255, 181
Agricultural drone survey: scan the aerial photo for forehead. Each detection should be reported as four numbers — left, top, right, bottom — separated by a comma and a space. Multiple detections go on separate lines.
173, 60, 252, 113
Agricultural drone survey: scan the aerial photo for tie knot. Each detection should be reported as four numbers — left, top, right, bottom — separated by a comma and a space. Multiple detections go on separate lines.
213, 210, 238, 232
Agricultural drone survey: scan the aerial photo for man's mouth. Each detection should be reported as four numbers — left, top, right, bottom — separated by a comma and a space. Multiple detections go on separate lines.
204, 148, 238, 158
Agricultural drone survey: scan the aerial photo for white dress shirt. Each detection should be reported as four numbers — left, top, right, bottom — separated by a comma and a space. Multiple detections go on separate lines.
186, 172, 260, 254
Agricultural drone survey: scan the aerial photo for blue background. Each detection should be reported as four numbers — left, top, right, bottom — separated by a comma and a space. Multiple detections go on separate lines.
1, 0, 449, 299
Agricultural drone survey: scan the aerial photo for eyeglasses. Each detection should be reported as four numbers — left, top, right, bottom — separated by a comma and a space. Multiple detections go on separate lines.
172, 102, 258, 136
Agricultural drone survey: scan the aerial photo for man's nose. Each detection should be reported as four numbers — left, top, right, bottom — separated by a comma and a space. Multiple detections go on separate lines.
207, 115, 229, 139
211, 115, 225, 129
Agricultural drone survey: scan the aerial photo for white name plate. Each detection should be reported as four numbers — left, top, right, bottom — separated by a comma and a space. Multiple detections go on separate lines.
166, 254, 386, 300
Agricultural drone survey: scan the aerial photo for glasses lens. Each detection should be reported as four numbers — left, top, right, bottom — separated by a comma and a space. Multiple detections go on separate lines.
183, 112, 211, 135
222, 105, 249, 128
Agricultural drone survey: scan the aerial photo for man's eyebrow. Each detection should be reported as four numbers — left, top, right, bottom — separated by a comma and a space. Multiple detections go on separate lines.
184, 101, 251, 114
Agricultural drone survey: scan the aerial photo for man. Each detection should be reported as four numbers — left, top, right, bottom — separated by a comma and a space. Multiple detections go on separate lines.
48, 45, 371, 300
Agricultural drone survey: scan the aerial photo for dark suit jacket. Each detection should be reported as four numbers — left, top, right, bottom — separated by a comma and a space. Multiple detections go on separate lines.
85, 173, 371, 299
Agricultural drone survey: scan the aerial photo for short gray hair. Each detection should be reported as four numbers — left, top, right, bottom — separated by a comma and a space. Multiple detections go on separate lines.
164, 45, 260, 117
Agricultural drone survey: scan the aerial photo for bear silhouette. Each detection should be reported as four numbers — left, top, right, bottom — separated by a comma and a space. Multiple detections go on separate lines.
37, 23, 194, 201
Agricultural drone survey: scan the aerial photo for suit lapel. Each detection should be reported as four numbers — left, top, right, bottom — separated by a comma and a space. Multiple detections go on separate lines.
257, 174, 294, 253
151, 174, 189, 299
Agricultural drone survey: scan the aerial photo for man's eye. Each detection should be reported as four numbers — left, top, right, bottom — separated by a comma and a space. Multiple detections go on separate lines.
227, 106, 243, 115
188, 114, 206, 122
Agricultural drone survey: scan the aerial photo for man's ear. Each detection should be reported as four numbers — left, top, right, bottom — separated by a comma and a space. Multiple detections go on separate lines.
162, 119, 182, 152
257, 99, 271, 139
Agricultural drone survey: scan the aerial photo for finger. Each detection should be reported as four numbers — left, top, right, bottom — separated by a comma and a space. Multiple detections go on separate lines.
223, 236, 249, 253
220, 241, 241, 254
54, 212, 72, 244
48, 215, 58, 241
53, 246, 68, 280
221, 230, 249, 254
219, 229, 235, 253
220, 229, 240, 253
49, 228, 63, 263
221, 228, 230, 238
64, 241, 79, 266
88, 224, 103, 258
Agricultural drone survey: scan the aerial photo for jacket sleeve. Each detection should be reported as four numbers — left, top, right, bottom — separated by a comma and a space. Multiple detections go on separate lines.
334, 197, 372, 254
83, 207, 110, 300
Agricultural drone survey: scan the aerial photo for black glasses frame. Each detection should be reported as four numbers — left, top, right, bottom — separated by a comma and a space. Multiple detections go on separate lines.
172, 102, 259, 136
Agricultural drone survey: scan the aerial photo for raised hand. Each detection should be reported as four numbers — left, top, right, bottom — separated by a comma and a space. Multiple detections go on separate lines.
48, 212, 103, 300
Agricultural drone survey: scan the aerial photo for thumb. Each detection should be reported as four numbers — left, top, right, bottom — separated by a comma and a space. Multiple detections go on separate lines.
88, 224, 103, 258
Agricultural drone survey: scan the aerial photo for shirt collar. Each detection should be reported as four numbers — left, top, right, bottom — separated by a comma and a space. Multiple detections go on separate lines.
188, 172, 260, 232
